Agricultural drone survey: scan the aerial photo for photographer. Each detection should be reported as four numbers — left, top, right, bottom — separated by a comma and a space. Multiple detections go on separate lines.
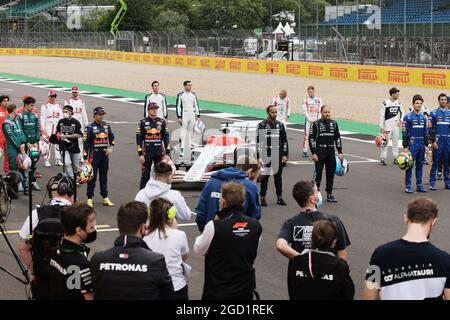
55, 105, 82, 179
18, 174, 75, 300
49, 203, 96, 300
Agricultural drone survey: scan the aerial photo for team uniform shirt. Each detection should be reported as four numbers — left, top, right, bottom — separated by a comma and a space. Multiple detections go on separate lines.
278, 210, 351, 256
136, 117, 169, 157
144, 228, 189, 291
302, 96, 323, 125
56, 118, 83, 153
144, 92, 168, 119
380, 99, 403, 131
49, 238, 93, 300
0, 106, 8, 147
365, 239, 450, 300
40, 102, 63, 136
272, 95, 291, 123
18, 110, 40, 144
83, 121, 115, 161
256, 119, 289, 160
64, 97, 88, 129
175, 91, 200, 118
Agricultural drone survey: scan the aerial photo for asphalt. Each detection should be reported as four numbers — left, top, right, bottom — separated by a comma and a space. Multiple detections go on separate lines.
0, 81, 449, 300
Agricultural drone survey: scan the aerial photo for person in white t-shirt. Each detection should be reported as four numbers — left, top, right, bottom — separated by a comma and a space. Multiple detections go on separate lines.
143, 197, 190, 300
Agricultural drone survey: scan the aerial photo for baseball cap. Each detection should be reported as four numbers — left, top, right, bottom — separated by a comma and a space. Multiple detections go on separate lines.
48, 90, 58, 96
63, 105, 73, 112
93, 107, 106, 115
72, 86, 79, 92
147, 102, 159, 109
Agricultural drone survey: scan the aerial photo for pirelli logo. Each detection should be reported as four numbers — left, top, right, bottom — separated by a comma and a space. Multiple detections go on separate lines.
229, 61, 241, 70
163, 56, 171, 64
200, 59, 210, 68
133, 54, 140, 62
266, 63, 280, 73
32, 49, 43, 55
286, 64, 301, 74
422, 73, 446, 87
150, 55, 159, 63
116, 53, 123, 60
330, 67, 348, 79
388, 71, 409, 84
19, 49, 29, 55
45, 49, 55, 55
175, 57, 184, 65
247, 62, 259, 71
309, 66, 323, 77
358, 69, 377, 81
187, 58, 196, 66
215, 60, 226, 69
125, 53, 132, 61
142, 55, 150, 63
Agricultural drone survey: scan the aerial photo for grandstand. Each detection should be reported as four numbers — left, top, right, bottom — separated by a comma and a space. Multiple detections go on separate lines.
0, 0, 75, 18
324, 0, 450, 25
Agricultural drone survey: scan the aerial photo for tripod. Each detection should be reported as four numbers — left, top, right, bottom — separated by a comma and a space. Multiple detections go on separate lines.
0, 178, 30, 286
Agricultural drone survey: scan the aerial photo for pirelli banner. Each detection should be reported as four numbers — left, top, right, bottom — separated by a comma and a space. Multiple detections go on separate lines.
1, 48, 448, 89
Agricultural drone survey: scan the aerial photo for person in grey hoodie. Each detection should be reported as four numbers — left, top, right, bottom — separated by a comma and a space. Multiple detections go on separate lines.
135, 162, 191, 221
195, 155, 261, 232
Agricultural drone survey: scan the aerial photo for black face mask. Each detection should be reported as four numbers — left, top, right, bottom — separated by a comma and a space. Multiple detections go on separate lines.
84, 230, 97, 244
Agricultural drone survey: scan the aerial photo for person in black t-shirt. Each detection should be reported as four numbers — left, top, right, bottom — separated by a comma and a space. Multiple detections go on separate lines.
364, 197, 450, 300
55, 105, 82, 179
194, 181, 262, 300
49, 203, 97, 300
289, 220, 354, 300
276, 180, 350, 299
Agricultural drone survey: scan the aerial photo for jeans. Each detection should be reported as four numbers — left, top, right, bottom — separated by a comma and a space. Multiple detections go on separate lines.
64, 152, 80, 179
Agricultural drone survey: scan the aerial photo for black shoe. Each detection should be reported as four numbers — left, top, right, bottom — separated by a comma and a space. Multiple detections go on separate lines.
260, 197, 267, 207
277, 197, 287, 206
380, 158, 387, 166
437, 172, 443, 180
327, 194, 338, 203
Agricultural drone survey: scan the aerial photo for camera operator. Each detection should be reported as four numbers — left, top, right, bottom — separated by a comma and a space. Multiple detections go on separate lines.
18, 174, 75, 300
55, 105, 82, 179
49, 203, 96, 300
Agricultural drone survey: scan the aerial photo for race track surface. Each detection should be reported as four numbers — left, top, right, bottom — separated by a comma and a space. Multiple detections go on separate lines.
0, 81, 449, 300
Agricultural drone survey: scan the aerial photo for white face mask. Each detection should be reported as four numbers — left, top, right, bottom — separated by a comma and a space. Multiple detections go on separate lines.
63, 112, 70, 119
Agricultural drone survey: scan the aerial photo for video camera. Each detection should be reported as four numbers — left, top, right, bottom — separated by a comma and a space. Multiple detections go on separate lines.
0, 171, 23, 223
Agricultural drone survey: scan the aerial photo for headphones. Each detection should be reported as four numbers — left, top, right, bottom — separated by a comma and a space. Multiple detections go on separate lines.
149, 202, 177, 220
47, 173, 74, 197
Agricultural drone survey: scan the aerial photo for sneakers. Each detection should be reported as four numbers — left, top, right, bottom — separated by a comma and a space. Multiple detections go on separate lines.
45, 160, 51, 167
303, 151, 308, 158
86, 199, 93, 208
405, 187, 413, 193
31, 182, 41, 191
429, 183, 437, 191
380, 158, 387, 166
103, 197, 115, 207
416, 186, 427, 193
277, 197, 287, 206
260, 197, 267, 207
18, 184, 24, 193
437, 172, 443, 180
327, 194, 338, 203
56, 160, 64, 166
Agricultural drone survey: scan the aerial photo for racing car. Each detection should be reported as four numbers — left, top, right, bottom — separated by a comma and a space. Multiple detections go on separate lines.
170, 120, 259, 184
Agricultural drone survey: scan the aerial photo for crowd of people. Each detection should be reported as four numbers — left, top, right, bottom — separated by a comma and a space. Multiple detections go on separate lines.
0, 80, 448, 300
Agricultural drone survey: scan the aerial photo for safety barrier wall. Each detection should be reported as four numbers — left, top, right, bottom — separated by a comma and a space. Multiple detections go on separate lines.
0, 48, 448, 89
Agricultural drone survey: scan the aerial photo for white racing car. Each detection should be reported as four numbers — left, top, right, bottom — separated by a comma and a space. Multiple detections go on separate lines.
170, 120, 259, 184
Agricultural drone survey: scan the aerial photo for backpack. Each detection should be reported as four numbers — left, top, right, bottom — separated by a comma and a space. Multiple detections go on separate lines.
31, 205, 64, 279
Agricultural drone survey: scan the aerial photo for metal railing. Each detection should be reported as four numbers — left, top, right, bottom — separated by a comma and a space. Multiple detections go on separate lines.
0, 20, 449, 67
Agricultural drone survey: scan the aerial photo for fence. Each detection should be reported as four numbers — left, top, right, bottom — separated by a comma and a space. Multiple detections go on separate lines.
0, 20, 449, 67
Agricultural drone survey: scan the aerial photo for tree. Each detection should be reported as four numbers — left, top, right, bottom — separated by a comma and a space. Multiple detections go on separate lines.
154, 9, 189, 33
195, 0, 266, 30
118, 0, 157, 31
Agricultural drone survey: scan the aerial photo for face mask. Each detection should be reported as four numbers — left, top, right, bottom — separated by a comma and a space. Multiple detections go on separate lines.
63, 112, 70, 119
315, 191, 323, 209
83, 230, 97, 243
